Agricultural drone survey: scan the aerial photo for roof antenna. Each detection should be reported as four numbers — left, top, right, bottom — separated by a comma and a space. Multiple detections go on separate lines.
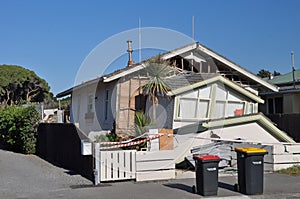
139, 18, 142, 63
291, 51, 296, 89
192, 16, 195, 42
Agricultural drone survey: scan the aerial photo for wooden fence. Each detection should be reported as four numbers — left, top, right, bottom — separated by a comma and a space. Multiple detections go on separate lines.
95, 149, 175, 183
100, 150, 136, 182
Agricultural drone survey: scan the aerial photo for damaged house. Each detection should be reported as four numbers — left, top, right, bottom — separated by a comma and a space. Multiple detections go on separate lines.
57, 41, 295, 164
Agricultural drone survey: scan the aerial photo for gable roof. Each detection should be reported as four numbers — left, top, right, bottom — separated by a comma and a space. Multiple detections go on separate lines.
102, 42, 278, 91
174, 113, 295, 143
167, 74, 264, 103
56, 42, 278, 98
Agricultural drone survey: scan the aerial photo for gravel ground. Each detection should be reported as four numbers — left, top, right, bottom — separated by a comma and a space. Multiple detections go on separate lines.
0, 149, 92, 198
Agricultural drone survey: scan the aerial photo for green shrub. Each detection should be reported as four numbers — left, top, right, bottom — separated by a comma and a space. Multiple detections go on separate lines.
134, 111, 151, 136
0, 106, 40, 154
277, 165, 300, 176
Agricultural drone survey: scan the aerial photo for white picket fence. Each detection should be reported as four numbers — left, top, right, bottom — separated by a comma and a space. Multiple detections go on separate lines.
99, 150, 136, 182
94, 146, 175, 183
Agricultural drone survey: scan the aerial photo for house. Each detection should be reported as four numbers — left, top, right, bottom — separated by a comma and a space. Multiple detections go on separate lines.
56, 41, 295, 163
259, 69, 300, 141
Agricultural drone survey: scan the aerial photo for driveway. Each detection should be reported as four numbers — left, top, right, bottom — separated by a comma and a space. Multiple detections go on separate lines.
1, 149, 300, 199
0, 149, 91, 199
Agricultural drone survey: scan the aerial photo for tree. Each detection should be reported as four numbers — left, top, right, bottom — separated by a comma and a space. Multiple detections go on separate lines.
257, 69, 281, 78
257, 69, 271, 78
0, 65, 51, 106
142, 56, 174, 124
273, 71, 281, 76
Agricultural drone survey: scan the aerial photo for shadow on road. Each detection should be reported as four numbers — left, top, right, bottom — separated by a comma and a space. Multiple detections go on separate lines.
218, 181, 235, 191
163, 183, 193, 193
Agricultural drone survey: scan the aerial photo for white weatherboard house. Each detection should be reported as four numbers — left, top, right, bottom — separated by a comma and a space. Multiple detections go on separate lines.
57, 42, 295, 164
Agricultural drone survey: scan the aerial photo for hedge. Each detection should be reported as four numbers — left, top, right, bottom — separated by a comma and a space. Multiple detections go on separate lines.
0, 106, 40, 154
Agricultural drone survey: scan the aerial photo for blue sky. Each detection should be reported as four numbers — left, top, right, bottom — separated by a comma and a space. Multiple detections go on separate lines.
1, 0, 300, 95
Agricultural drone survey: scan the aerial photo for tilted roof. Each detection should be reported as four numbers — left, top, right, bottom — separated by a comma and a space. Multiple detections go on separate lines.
56, 42, 278, 98
174, 112, 295, 143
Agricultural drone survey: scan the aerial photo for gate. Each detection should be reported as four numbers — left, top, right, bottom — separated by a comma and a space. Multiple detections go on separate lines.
94, 143, 136, 184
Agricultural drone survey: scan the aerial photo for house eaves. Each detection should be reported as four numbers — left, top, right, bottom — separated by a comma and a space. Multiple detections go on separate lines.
56, 77, 103, 98
161, 43, 198, 60
167, 75, 264, 104
103, 64, 145, 83
201, 113, 295, 143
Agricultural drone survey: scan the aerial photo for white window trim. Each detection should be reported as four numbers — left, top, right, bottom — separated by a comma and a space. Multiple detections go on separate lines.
87, 93, 94, 113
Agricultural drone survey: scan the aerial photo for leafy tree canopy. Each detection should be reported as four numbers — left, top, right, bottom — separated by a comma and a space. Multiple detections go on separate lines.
257, 69, 281, 78
0, 64, 51, 106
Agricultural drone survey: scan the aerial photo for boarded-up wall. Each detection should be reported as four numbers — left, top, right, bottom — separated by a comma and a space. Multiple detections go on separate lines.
37, 123, 94, 182
267, 114, 300, 142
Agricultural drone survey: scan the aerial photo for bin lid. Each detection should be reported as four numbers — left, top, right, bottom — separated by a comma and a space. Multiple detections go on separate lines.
193, 155, 220, 161
235, 147, 267, 153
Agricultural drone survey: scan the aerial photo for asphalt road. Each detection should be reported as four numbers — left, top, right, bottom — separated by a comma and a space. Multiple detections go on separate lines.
1, 149, 300, 199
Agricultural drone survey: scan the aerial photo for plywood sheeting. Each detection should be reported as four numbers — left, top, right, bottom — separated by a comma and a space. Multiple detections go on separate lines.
159, 128, 174, 150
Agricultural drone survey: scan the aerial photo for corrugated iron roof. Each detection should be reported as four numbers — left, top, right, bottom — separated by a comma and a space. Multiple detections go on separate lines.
268, 69, 300, 85
165, 73, 217, 90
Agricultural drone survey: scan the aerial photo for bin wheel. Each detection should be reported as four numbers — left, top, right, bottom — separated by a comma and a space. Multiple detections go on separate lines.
234, 183, 239, 192
192, 185, 196, 194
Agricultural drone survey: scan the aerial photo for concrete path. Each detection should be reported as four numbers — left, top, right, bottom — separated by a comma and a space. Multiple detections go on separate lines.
1, 149, 300, 199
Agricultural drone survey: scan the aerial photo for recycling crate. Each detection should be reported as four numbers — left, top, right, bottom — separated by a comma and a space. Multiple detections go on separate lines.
192, 155, 220, 196
235, 147, 268, 195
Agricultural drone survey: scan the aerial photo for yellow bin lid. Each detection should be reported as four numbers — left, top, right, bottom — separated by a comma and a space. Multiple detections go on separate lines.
235, 147, 267, 153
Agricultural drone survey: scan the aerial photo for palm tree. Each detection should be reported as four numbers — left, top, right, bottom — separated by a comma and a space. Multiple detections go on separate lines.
142, 56, 174, 124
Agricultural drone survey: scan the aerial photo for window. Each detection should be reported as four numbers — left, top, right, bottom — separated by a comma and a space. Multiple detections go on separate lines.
105, 90, 109, 120
212, 86, 246, 119
87, 94, 93, 113
214, 101, 226, 118
227, 102, 244, 117
267, 97, 283, 114
178, 99, 197, 118
177, 86, 212, 119
274, 97, 283, 114
247, 103, 254, 114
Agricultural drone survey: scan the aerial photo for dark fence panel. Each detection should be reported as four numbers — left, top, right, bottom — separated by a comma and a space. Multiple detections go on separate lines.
37, 123, 94, 182
267, 114, 300, 142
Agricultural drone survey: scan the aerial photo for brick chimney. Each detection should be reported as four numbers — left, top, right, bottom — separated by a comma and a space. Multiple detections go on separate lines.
127, 40, 134, 66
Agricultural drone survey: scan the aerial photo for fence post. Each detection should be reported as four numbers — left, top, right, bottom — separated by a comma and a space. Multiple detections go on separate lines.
94, 142, 100, 185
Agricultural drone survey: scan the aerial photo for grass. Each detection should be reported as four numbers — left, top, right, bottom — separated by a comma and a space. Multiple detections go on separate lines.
277, 165, 300, 176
